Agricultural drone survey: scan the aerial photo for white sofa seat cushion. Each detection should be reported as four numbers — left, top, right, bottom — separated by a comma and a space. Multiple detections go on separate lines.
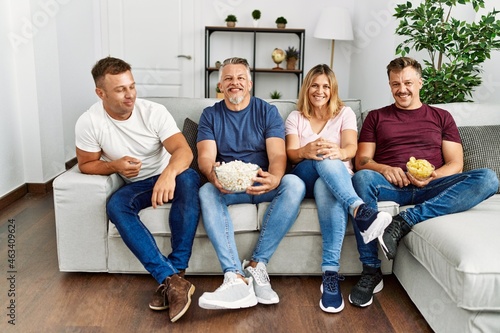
403, 195, 500, 311
257, 199, 400, 236
108, 203, 259, 238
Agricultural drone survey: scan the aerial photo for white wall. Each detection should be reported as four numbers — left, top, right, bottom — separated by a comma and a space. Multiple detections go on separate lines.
1, 0, 499, 198
1, 0, 97, 197
0, 1, 25, 195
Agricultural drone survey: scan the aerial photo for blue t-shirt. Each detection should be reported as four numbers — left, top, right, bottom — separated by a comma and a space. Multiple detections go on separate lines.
197, 97, 285, 171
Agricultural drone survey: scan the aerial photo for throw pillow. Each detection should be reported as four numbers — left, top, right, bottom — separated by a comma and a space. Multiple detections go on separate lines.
458, 125, 500, 193
182, 118, 207, 184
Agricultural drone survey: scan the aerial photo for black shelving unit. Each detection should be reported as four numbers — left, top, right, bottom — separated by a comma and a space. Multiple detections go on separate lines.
204, 26, 305, 98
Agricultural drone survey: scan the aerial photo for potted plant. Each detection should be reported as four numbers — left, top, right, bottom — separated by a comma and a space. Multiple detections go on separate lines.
275, 16, 287, 29
270, 90, 282, 99
285, 46, 300, 70
394, 0, 500, 104
216, 86, 224, 99
225, 14, 237, 28
252, 9, 261, 27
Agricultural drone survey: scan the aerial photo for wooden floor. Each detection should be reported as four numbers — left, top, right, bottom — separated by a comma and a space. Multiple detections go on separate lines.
0, 193, 433, 333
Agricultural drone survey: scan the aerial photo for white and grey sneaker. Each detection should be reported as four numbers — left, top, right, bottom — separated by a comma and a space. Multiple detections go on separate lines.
243, 260, 279, 304
198, 272, 258, 310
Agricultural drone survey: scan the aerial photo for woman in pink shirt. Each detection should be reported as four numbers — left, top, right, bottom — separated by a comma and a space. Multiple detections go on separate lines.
285, 64, 391, 314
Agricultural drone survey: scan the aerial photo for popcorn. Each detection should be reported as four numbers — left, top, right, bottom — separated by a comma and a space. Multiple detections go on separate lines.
214, 160, 260, 192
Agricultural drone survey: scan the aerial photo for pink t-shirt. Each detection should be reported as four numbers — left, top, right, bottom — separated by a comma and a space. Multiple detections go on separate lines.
285, 106, 358, 173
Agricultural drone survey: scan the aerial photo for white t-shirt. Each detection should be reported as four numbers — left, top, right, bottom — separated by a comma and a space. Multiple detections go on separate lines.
285, 106, 357, 173
75, 98, 180, 182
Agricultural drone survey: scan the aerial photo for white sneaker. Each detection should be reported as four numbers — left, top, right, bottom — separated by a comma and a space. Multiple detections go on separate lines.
243, 260, 279, 304
198, 272, 258, 310
353, 204, 392, 244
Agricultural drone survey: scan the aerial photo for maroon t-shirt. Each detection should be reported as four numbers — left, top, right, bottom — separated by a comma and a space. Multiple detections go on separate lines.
359, 104, 461, 170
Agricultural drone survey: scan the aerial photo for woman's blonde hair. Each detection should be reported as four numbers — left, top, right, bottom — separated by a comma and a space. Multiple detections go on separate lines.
297, 64, 343, 119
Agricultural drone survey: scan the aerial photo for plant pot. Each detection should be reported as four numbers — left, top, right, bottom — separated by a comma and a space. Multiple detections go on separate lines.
216, 92, 224, 99
286, 58, 297, 70
277, 23, 286, 29
226, 22, 236, 28
253, 20, 259, 28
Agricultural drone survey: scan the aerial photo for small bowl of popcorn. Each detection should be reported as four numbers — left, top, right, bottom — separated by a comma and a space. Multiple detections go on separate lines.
214, 160, 260, 192
406, 156, 435, 181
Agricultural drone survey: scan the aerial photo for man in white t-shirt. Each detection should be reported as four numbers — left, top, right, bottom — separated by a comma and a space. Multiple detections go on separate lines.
75, 57, 200, 323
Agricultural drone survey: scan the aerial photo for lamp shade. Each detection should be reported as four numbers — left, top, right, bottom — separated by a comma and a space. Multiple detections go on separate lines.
313, 7, 353, 41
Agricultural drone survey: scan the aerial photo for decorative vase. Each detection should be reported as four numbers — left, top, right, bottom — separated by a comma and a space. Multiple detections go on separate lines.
286, 58, 297, 70
226, 21, 236, 28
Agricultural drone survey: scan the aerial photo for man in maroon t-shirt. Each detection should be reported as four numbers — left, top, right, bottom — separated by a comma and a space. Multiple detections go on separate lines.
347, 57, 498, 308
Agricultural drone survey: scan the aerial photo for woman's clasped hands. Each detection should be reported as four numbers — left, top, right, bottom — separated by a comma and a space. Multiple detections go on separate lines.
304, 138, 344, 161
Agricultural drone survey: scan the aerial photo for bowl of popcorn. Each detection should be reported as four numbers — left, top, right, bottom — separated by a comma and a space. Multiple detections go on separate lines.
214, 160, 260, 192
406, 156, 435, 181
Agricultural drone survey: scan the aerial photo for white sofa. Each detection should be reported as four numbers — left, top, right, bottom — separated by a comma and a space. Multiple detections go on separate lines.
53, 97, 395, 277
53, 98, 500, 332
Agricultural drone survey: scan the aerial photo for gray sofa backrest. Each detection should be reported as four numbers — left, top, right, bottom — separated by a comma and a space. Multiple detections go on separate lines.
144, 97, 362, 132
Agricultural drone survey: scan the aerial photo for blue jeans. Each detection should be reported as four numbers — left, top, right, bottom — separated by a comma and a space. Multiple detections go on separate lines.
351, 168, 498, 267
292, 159, 363, 272
107, 168, 200, 284
199, 174, 305, 275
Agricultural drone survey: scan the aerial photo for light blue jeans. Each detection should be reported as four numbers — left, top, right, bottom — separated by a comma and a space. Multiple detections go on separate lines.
351, 168, 498, 268
199, 174, 305, 275
107, 169, 200, 284
292, 159, 364, 272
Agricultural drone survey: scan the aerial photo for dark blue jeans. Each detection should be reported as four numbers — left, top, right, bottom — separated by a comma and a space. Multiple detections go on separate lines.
107, 168, 200, 283
351, 168, 498, 267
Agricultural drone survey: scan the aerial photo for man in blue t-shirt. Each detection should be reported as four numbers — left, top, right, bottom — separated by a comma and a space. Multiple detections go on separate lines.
348, 56, 498, 309
197, 57, 305, 310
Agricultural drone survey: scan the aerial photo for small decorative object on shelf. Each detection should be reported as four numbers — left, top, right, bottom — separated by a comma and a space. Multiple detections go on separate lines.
271, 48, 286, 70
215, 61, 222, 69
216, 86, 224, 99
225, 14, 237, 27
275, 16, 287, 29
285, 46, 300, 70
252, 10, 261, 27
270, 90, 282, 99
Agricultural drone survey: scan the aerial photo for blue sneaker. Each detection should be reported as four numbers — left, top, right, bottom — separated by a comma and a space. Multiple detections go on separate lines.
319, 271, 345, 313
353, 204, 392, 244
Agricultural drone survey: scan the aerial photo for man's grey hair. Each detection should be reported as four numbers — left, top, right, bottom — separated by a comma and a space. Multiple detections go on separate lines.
218, 57, 252, 82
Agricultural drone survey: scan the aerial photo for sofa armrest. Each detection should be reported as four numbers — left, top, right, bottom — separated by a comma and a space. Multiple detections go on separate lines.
53, 165, 124, 272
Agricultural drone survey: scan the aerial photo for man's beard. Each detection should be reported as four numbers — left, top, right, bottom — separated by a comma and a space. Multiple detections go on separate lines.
228, 95, 244, 105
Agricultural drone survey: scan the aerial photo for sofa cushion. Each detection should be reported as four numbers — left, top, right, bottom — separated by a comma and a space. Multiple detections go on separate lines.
402, 195, 500, 310
108, 203, 259, 238
458, 125, 500, 193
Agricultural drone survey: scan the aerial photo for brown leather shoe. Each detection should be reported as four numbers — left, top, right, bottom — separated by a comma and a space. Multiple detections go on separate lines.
149, 283, 169, 311
148, 271, 185, 311
166, 274, 195, 322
